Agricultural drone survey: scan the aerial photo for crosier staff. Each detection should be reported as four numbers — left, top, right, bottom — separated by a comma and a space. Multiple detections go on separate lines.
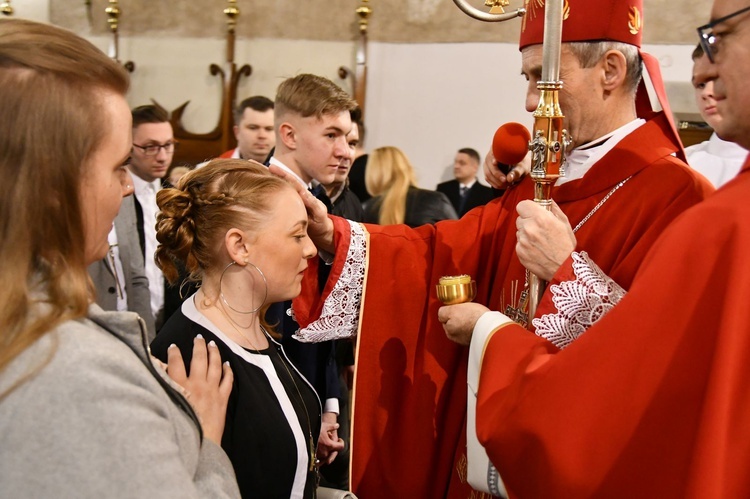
527, 0, 571, 324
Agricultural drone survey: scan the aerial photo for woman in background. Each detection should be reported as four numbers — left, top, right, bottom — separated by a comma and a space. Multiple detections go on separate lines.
152, 160, 343, 498
363, 146, 457, 227
0, 19, 238, 498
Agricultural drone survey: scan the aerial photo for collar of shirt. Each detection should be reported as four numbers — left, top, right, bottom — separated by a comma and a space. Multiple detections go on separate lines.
129, 172, 161, 197
460, 179, 477, 190
706, 133, 749, 158
269, 156, 311, 190
558, 118, 646, 186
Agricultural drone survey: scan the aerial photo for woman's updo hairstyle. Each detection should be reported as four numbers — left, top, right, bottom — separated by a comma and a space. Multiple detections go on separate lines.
155, 159, 290, 284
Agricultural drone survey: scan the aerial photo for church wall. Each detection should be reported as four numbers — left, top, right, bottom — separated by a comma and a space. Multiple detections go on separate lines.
12, 0, 710, 189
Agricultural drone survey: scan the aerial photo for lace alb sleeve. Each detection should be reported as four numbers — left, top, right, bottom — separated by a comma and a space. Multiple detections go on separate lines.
293, 220, 367, 343
531, 251, 626, 349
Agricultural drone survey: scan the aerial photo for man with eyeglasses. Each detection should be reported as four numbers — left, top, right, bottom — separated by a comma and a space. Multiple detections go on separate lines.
438, 0, 750, 495
685, 43, 747, 188
128, 104, 176, 329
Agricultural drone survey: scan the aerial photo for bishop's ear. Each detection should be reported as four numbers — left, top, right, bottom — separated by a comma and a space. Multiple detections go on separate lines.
601, 49, 628, 91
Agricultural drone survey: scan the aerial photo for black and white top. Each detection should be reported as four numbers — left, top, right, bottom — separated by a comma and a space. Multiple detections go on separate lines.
151, 296, 321, 499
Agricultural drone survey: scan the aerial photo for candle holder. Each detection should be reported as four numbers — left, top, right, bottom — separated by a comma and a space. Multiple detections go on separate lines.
105, 0, 135, 72
437, 275, 477, 305
1, 0, 13, 16
355, 0, 372, 34
224, 0, 239, 31
339, 0, 373, 118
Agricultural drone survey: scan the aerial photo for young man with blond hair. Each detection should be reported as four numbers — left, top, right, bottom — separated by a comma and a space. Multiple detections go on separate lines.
266, 74, 358, 482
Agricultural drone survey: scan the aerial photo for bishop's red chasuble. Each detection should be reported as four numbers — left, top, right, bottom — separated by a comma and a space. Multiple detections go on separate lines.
294, 113, 713, 498
474, 156, 750, 498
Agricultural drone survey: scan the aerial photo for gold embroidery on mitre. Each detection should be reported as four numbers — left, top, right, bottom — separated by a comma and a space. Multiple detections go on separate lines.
522, 0, 571, 32
522, 0, 542, 32
628, 6, 642, 35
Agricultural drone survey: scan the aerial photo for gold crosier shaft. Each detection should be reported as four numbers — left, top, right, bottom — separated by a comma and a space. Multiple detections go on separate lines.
527, 0, 570, 326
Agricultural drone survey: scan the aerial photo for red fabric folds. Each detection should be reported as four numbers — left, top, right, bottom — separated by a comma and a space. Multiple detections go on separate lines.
477, 157, 750, 498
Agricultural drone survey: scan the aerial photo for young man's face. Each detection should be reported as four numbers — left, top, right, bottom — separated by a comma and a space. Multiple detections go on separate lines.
692, 54, 722, 130
332, 122, 360, 185
294, 111, 352, 185
234, 107, 275, 163
128, 121, 174, 182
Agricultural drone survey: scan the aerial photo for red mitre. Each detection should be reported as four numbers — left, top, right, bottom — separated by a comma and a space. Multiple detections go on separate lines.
519, 0, 644, 50
516, 0, 686, 161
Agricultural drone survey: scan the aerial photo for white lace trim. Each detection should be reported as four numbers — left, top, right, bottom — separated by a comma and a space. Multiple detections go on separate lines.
293, 219, 366, 343
531, 251, 626, 349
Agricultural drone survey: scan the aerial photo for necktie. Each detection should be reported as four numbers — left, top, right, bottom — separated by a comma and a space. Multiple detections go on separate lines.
458, 185, 469, 214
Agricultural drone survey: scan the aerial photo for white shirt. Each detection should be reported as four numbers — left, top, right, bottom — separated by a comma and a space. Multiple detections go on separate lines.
269, 156, 311, 190
106, 228, 128, 312
459, 179, 477, 192
685, 133, 747, 188
131, 174, 165, 319
558, 119, 646, 185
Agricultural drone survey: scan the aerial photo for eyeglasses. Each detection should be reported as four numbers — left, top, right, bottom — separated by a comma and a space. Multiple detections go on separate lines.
697, 5, 750, 63
132, 141, 177, 156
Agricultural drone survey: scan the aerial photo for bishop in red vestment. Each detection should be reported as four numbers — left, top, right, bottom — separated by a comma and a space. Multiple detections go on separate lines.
440, 0, 750, 496
291, 0, 715, 496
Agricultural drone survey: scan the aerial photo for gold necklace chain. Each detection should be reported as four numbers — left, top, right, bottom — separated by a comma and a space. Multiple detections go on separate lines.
217, 302, 264, 353
571, 175, 633, 233
267, 327, 318, 477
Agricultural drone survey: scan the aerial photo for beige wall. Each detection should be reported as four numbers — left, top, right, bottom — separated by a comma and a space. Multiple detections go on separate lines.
10, 0, 711, 189
48, 0, 710, 44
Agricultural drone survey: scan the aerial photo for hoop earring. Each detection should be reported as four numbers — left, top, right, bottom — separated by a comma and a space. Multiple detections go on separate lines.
178, 277, 194, 300
219, 261, 268, 315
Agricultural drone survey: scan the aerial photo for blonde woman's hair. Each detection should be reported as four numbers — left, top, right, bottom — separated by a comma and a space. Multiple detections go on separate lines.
0, 19, 129, 381
156, 159, 292, 336
365, 146, 418, 225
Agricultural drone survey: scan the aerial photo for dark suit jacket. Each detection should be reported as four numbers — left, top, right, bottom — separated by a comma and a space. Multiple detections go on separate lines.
436, 178, 497, 217
347, 154, 370, 203
88, 195, 156, 340
331, 185, 365, 221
